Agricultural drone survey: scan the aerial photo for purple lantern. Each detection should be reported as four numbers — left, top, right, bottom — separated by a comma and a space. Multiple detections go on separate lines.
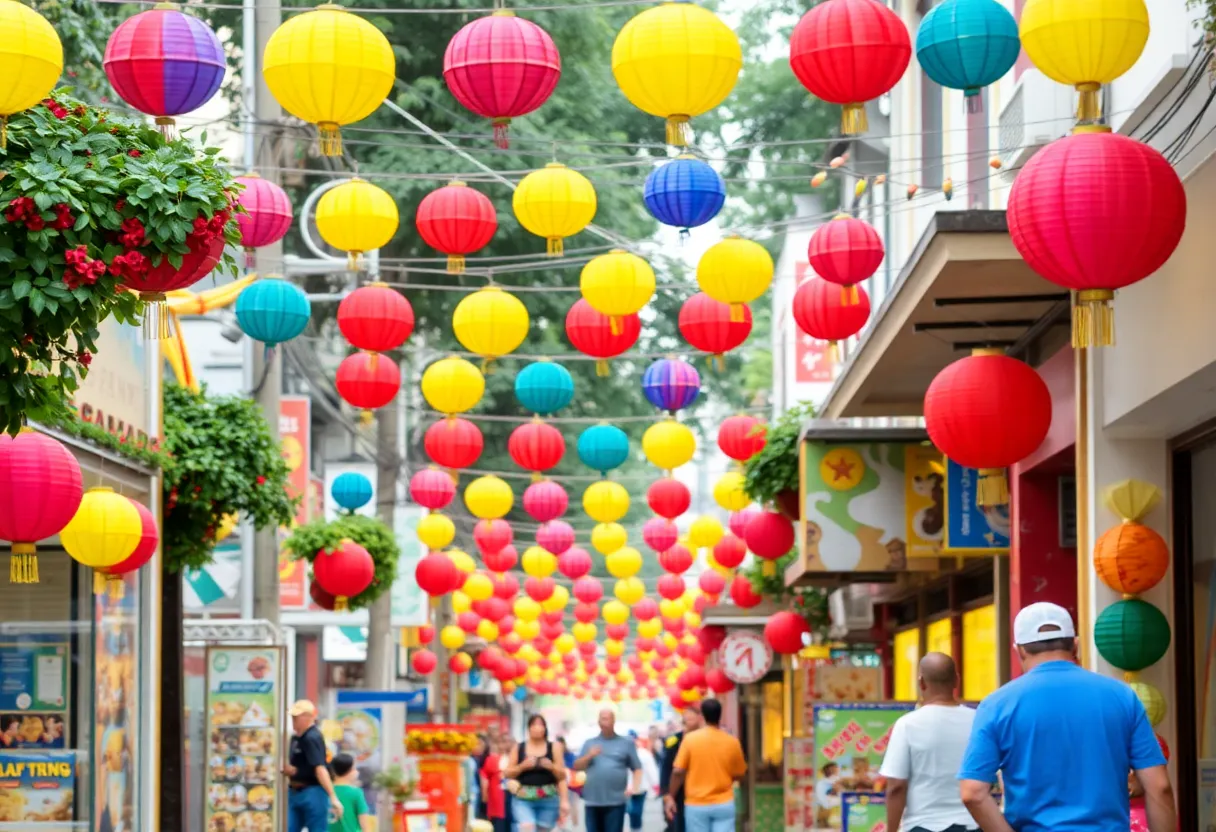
642, 358, 701, 413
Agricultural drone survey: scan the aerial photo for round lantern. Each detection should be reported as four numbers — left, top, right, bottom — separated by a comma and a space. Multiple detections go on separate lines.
577, 424, 630, 474
449, 549, 477, 577
453, 287, 530, 366
698, 571, 726, 596
643, 420, 696, 471
336, 352, 401, 420
566, 300, 642, 376
416, 513, 456, 551
337, 283, 415, 353
633, 598, 659, 621
643, 518, 679, 553
537, 521, 576, 557
523, 546, 558, 580
235, 277, 311, 348
516, 596, 544, 621
465, 475, 514, 523
486, 546, 519, 574
643, 359, 701, 413
0, 431, 83, 584
793, 276, 872, 353
262, 5, 394, 155
464, 571, 495, 603
411, 468, 456, 510
580, 250, 656, 333
524, 480, 568, 523
730, 574, 763, 608
331, 472, 373, 513
689, 516, 724, 550
416, 182, 498, 274
1094, 599, 1171, 672
591, 522, 628, 555
516, 362, 575, 415
1130, 681, 1167, 727
61, 488, 142, 592
714, 534, 747, 569
806, 216, 884, 305
1006, 130, 1185, 348
746, 511, 795, 561
573, 576, 603, 604
513, 163, 597, 255
649, 478, 691, 519
714, 472, 750, 513
441, 624, 467, 650
509, 420, 566, 477
425, 417, 483, 471
644, 156, 727, 234
316, 179, 400, 269
312, 539, 375, 611
924, 350, 1051, 506
103, 497, 159, 592
658, 574, 686, 601
696, 236, 774, 321
443, 11, 561, 147
235, 174, 293, 268
659, 544, 693, 575
916, 0, 1020, 109
559, 547, 594, 580
790, 0, 911, 134
412, 648, 439, 675
421, 356, 485, 417
0, 0, 61, 148
124, 236, 226, 332
416, 552, 459, 597
679, 292, 752, 367
1093, 522, 1169, 595
606, 547, 643, 579
706, 668, 735, 694
719, 415, 767, 462
765, 610, 810, 654
584, 480, 630, 524
615, 577, 646, 605
612, 3, 742, 145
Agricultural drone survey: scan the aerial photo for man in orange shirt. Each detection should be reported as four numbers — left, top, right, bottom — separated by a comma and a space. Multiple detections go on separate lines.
664, 699, 746, 832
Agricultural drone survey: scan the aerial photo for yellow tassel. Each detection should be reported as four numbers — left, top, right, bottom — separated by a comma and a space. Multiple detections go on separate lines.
762, 560, 777, 577
977, 469, 1009, 507
826, 341, 840, 364
335, 596, 349, 612
609, 316, 622, 336
1073, 289, 1114, 348
318, 122, 342, 157
841, 103, 867, 135
1075, 83, 1101, 122
596, 360, 609, 377
360, 410, 374, 426
531, 471, 542, 483
347, 251, 362, 271
729, 303, 744, 323
448, 254, 465, 274
547, 238, 563, 257
1123, 670, 1138, 683
1, 116, 7, 151
108, 576, 125, 600
665, 115, 691, 147
840, 285, 860, 306
94, 571, 107, 595
10, 544, 37, 584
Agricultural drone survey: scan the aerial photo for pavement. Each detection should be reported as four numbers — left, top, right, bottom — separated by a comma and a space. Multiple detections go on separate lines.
566, 795, 668, 832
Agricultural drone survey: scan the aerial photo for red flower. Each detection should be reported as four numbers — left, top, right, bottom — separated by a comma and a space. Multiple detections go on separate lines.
114, 199, 126, 212
52, 204, 74, 231
118, 217, 145, 249
108, 250, 150, 281
4, 197, 33, 223
25, 214, 45, 232
40, 99, 67, 119
127, 149, 141, 158
256, 475, 266, 485
77, 351, 92, 367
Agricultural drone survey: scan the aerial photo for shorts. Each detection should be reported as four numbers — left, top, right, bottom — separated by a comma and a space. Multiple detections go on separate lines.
513, 794, 561, 830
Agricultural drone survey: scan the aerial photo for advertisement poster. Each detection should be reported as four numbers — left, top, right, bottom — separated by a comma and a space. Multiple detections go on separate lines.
393, 506, 429, 627
904, 446, 945, 558
795, 262, 836, 385
841, 792, 886, 832
1199, 759, 1216, 832
279, 397, 311, 610
944, 459, 1010, 553
784, 737, 815, 831
812, 703, 913, 832
184, 540, 242, 612
0, 635, 69, 751
808, 665, 883, 704
204, 647, 285, 832
0, 751, 75, 825
95, 575, 140, 832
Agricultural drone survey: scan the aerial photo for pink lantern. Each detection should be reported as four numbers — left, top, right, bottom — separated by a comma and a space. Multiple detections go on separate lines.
235, 174, 293, 268
642, 517, 679, 553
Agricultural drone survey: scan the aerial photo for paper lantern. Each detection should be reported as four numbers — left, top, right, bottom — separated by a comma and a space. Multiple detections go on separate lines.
644, 156, 727, 233
790, 0, 911, 134
924, 350, 1051, 506
331, 472, 373, 513
678, 292, 752, 367
235, 277, 311, 348
591, 522, 628, 555
793, 275, 872, 351
1007, 130, 1185, 347
1094, 523, 1169, 595
410, 467, 456, 510
559, 547, 594, 580
449, 549, 477, 576
474, 518, 513, 556
235, 174, 293, 268
696, 236, 774, 321
425, 417, 483, 471
1094, 599, 1170, 672
440, 625, 467, 650
337, 283, 415, 353
316, 179, 400, 268
421, 357, 485, 417
61, 487, 142, 592
516, 362, 575, 415
706, 668, 735, 694
416, 553, 458, 596
513, 163, 597, 255
573, 622, 598, 643
508, 420, 566, 477
523, 480, 568, 523
659, 544, 693, 575
614, 577, 646, 605
336, 352, 400, 419
103, 498, 159, 590
713, 535, 747, 569
601, 599, 629, 627
522, 546, 558, 579
565, 299, 641, 376
649, 478, 691, 519
643, 420, 696, 471
643, 518, 679, 553
465, 475, 514, 522
714, 472, 750, 512
643, 359, 701, 413
745, 511, 795, 561
537, 521, 576, 557
123, 236, 225, 332
443, 11, 561, 147
263, 5, 394, 155
606, 547, 643, 579
698, 571, 726, 596
765, 610, 810, 654
580, 250, 656, 333
577, 424, 630, 475
313, 539, 375, 610
491, 567, 520, 596
1130, 681, 1167, 726
573, 576, 603, 604
0, 0, 62, 148
916, 0, 1019, 109
0, 431, 83, 584
526, 576, 556, 602
658, 574, 686, 601
411, 649, 438, 675
584, 480, 630, 524
730, 574, 763, 608
612, 3, 742, 145
417, 513, 456, 551
689, 516, 724, 550
806, 216, 884, 305
453, 287, 530, 366
416, 182, 498, 273
464, 571, 495, 603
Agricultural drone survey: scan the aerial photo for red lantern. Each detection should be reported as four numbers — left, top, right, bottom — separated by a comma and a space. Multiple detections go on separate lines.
235, 174, 292, 268
793, 276, 871, 355
575, 601, 600, 622
537, 520, 575, 556
416, 553, 458, 596
450, 653, 473, 674
664, 617, 685, 636
559, 547, 593, 580
509, 420, 566, 477
606, 623, 629, 641
412, 649, 438, 675
0, 431, 83, 584
410, 468, 456, 510
425, 417, 484, 471
642, 517, 679, 553
658, 574, 685, 600
443, 12, 561, 148
765, 610, 810, 654
699, 625, 727, 652
806, 216, 885, 304
526, 576, 556, 602
337, 283, 415, 353
745, 511, 795, 561
336, 352, 400, 419
523, 479, 568, 522
493, 570, 519, 598
418, 625, 435, 645
123, 235, 226, 337
482, 596, 510, 622
541, 622, 564, 641
633, 598, 659, 621
659, 544, 693, 575
105, 498, 159, 587
718, 415, 766, 462
648, 478, 691, 519
458, 611, 482, 633
790, 0, 911, 134
310, 581, 336, 611
713, 534, 747, 569
730, 574, 763, 609
313, 539, 375, 610
729, 508, 759, 538
678, 292, 752, 368
416, 182, 497, 273
566, 299, 641, 376
924, 351, 1051, 506
500, 633, 523, 654
573, 576, 603, 604
478, 646, 504, 671
706, 668, 735, 694
474, 518, 513, 556
1007, 130, 1186, 348
698, 571, 726, 595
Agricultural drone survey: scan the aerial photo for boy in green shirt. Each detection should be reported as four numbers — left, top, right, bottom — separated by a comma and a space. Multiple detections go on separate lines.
329, 753, 373, 832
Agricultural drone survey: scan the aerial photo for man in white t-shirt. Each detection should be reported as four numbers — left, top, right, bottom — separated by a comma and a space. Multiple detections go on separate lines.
879, 652, 977, 832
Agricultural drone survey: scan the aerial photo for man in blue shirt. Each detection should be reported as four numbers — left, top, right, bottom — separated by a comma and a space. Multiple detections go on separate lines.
957, 602, 1176, 832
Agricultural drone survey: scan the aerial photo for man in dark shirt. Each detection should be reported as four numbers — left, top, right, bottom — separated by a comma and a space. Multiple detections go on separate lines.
282, 699, 342, 832
660, 704, 702, 832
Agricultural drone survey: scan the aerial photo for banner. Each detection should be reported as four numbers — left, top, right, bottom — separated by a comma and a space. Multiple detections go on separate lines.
784, 737, 816, 831
0, 635, 69, 751
795, 261, 836, 385
811, 703, 913, 832
392, 506, 429, 627
944, 459, 1010, 553
279, 396, 311, 609
95, 575, 140, 832
841, 792, 886, 832
904, 446, 945, 558
0, 751, 75, 825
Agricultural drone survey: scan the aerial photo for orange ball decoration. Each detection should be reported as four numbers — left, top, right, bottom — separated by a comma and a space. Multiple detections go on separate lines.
1093, 521, 1169, 595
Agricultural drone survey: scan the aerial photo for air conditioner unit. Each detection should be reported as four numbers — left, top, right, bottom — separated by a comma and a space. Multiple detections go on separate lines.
998, 69, 1074, 175
828, 585, 875, 635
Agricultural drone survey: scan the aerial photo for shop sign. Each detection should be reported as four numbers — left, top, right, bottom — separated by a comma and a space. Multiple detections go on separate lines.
811, 703, 913, 832
0, 750, 75, 824
903, 446, 944, 558
204, 646, 285, 832
0, 634, 69, 751
279, 397, 311, 609
841, 792, 885, 832
943, 459, 1010, 553
784, 737, 815, 831
392, 506, 428, 627
794, 262, 836, 386
718, 631, 772, 684
69, 316, 151, 444
95, 575, 140, 832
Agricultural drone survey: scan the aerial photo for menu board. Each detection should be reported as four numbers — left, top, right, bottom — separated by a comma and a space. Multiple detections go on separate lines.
0, 635, 69, 751
841, 792, 886, 832
783, 737, 816, 831
0, 751, 75, 825
204, 647, 285, 832
811, 703, 913, 832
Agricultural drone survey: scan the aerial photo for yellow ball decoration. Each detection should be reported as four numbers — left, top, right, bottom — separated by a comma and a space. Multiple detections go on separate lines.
0, 0, 62, 148
440, 625, 467, 650
643, 420, 696, 471
315, 179, 399, 267
465, 475, 514, 520
603, 599, 630, 626
592, 522, 628, 555
522, 545, 558, 578
606, 546, 643, 579
689, 515, 724, 550
584, 480, 630, 523
681, 688, 701, 703
684, 611, 702, 628
614, 577, 646, 605
416, 512, 456, 551
580, 250, 655, 332
262, 5, 395, 156
452, 287, 530, 365
513, 163, 598, 256
605, 640, 625, 657
555, 634, 577, 655
615, 668, 632, 683
516, 619, 540, 640
463, 571, 494, 602
713, 472, 750, 512
60, 488, 142, 589
542, 584, 570, 613
451, 590, 472, 614
447, 549, 477, 575
1020, 0, 1149, 122
662, 632, 679, 650
696, 236, 774, 321
638, 619, 661, 639
514, 597, 542, 621
660, 598, 684, 620
573, 622, 598, 643
611, 3, 742, 146
1130, 681, 1167, 726
477, 619, 500, 642
422, 356, 485, 417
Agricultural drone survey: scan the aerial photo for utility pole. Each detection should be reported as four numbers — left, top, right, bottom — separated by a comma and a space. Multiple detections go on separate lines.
365, 391, 399, 689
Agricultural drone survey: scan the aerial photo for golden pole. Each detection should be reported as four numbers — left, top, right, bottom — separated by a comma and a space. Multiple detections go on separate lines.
1075, 342, 1091, 669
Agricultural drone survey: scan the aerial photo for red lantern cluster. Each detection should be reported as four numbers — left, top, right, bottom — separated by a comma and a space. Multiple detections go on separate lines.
416, 182, 498, 274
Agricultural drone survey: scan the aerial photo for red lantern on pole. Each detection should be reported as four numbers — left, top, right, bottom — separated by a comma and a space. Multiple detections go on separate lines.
642, 517, 679, 553
713, 534, 747, 569
648, 477, 691, 519
718, 415, 766, 462
508, 419, 566, 478
790, 0, 911, 135
0, 431, 83, 584
806, 215, 885, 305
523, 479, 568, 522
793, 275, 871, 356
745, 511, 795, 561
765, 610, 810, 654
410, 467, 456, 510
416, 182, 497, 274
337, 283, 415, 353
566, 299, 641, 376
313, 539, 375, 611
416, 552, 458, 596
924, 350, 1051, 506
424, 417, 484, 471
1007, 130, 1186, 348
559, 546, 593, 580
678, 292, 752, 369
412, 649, 438, 675
730, 574, 763, 608
659, 544, 693, 575
336, 352, 400, 421
474, 518, 514, 556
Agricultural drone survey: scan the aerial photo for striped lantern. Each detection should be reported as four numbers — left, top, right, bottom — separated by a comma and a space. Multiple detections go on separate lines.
235, 174, 293, 269
642, 358, 701, 413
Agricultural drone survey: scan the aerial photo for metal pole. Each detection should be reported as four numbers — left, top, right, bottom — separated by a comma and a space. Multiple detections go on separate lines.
365, 388, 399, 690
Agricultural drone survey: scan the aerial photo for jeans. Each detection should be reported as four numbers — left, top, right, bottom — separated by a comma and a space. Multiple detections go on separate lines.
684, 800, 735, 832
287, 785, 330, 832
908, 827, 978, 832
627, 793, 646, 830
512, 794, 561, 831
585, 803, 627, 832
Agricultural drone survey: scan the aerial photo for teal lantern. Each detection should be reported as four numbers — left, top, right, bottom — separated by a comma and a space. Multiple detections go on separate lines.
515, 361, 574, 415
331, 472, 373, 512
1094, 598, 1170, 672
916, 0, 1019, 111
235, 277, 311, 347
577, 424, 629, 474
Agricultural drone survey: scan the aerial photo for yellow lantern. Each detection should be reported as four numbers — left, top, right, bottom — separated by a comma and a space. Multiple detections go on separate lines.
605, 639, 625, 657
616, 669, 633, 684
580, 250, 655, 333
522, 545, 558, 578
573, 622, 598, 643
463, 571, 494, 602
713, 472, 750, 512
555, 633, 576, 655
614, 577, 646, 605
584, 480, 630, 523
603, 600, 630, 625
1130, 681, 1167, 726
447, 549, 477, 575
684, 611, 702, 628
452, 287, 530, 368
451, 651, 473, 673
513, 163, 598, 256
451, 590, 472, 614
263, 5, 395, 155
514, 597, 542, 621
60, 488, 142, 592
710, 558, 733, 578
516, 619, 540, 640
660, 598, 684, 620
611, 3, 742, 146
465, 475, 514, 522
1020, 0, 1149, 122
592, 522, 628, 555
643, 420, 696, 471
215, 512, 240, 543
440, 625, 466, 650
662, 632, 679, 650
681, 688, 701, 703
689, 515, 724, 550
542, 584, 570, 613
0, 0, 62, 149
696, 236, 774, 321
477, 619, 500, 642
416, 512, 456, 550
422, 356, 485, 417
606, 546, 643, 579
638, 619, 661, 639
315, 179, 399, 268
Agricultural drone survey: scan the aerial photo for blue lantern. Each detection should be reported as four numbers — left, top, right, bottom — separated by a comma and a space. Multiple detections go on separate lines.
916, 0, 1019, 110
331, 472, 373, 512
513, 686, 528, 702
642, 358, 700, 413
515, 362, 575, 415
235, 277, 311, 347
643, 157, 726, 236
577, 424, 630, 474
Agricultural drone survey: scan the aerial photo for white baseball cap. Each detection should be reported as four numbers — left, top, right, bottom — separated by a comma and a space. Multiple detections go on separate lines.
1013, 602, 1076, 645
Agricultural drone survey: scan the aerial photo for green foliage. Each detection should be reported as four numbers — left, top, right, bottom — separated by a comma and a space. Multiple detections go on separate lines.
33, 0, 116, 99
45, 413, 170, 469
162, 384, 296, 571
743, 402, 815, 507
284, 515, 401, 611
741, 552, 830, 639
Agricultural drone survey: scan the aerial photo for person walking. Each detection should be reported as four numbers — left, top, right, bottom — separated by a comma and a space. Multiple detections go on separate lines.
879, 652, 977, 832
557, 736, 583, 828
283, 700, 343, 832
627, 731, 660, 831
573, 709, 642, 832
667, 699, 746, 832
328, 753, 373, 832
958, 602, 1177, 832
505, 714, 569, 832
481, 736, 508, 832
660, 705, 703, 832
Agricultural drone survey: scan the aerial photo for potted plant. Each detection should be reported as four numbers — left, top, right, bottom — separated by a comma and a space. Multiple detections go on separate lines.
373, 763, 420, 804
743, 402, 815, 520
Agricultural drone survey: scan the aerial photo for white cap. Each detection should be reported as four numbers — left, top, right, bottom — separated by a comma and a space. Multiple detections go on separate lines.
1013, 602, 1076, 645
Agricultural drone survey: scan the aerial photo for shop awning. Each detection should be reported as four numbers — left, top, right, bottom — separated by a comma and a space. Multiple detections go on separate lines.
702, 600, 785, 628
820, 210, 1069, 419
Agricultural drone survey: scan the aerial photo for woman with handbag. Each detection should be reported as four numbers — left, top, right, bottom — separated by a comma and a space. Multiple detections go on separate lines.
504, 714, 570, 832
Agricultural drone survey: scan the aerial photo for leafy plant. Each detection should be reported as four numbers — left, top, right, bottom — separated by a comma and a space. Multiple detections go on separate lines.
742, 551, 831, 639
284, 515, 400, 611
743, 402, 816, 507
45, 413, 171, 470
162, 384, 296, 571
372, 764, 420, 803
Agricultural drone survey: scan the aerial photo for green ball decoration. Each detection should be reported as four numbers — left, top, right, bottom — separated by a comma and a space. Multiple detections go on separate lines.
1094, 598, 1170, 671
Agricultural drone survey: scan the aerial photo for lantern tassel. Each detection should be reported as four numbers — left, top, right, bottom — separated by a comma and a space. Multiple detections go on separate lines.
1076, 83, 1101, 122
665, 115, 692, 147
108, 576, 125, 600
728, 303, 744, 323
1073, 289, 1115, 348
94, 571, 107, 595
679, 228, 691, 244
141, 293, 172, 340
532, 471, 543, 483
714, 354, 725, 373
360, 410, 374, 426
10, 544, 37, 584
977, 468, 1010, 507
348, 251, 362, 272
965, 90, 983, 114
492, 118, 511, 150
840, 285, 860, 306
761, 560, 777, 577
841, 103, 868, 135
826, 341, 840, 364
595, 360, 609, 377
244, 248, 257, 270
318, 122, 342, 157
609, 316, 622, 336
335, 596, 349, 612
1, 116, 7, 151
155, 116, 177, 141
481, 357, 495, 374
547, 237, 563, 257
447, 254, 465, 274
